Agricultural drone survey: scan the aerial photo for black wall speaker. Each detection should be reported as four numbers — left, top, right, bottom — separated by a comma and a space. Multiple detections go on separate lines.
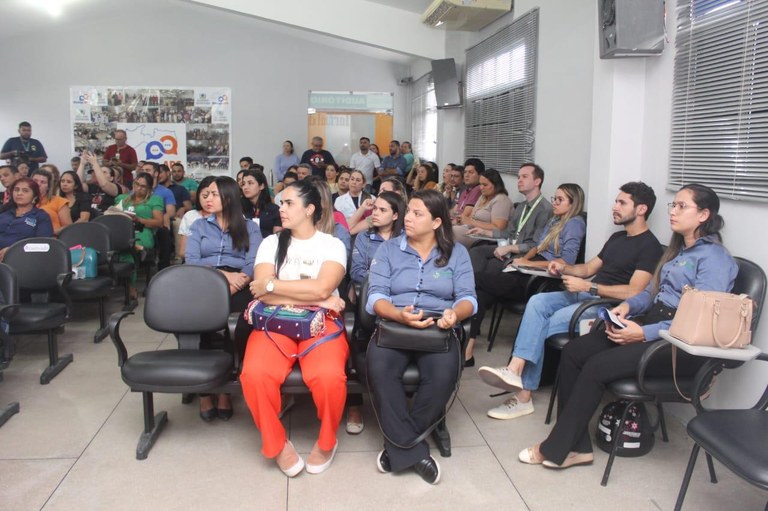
431, 58, 462, 109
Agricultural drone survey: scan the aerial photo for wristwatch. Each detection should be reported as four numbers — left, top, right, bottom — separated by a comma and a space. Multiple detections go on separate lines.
590, 282, 599, 296
265, 279, 275, 293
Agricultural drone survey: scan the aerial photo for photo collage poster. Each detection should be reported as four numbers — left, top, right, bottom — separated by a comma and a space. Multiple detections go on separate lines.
70, 86, 231, 179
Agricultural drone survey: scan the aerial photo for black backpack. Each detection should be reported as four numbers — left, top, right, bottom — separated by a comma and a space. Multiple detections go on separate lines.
595, 400, 655, 457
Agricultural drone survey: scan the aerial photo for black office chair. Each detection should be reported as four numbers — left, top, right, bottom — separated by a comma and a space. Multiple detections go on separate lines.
4, 238, 73, 384
108, 265, 236, 459
674, 351, 768, 510
353, 279, 468, 457
0, 263, 20, 427
93, 214, 137, 311
600, 256, 767, 486
59, 223, 115, 343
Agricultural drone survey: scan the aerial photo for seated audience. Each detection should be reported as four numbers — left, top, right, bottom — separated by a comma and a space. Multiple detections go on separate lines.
185, 176, 263, 423
467, 183, 585, 364
16, 162, 30, 178
347, 176, 407, 236
157, 164, 192, 219
366, 189, 477, 485
274, 165, 299, 196
331, 168, 351, 204
452, 158, 484, 223
274, 171, 298, 206
453, 168, 513, 248
176, 176, 216, 262
0, 178, 54, 260
334, 170, 373, 222
240, 180, 348, 477
31, 169, 71, 235
77, 151, 123, 215
240, 169, 282, 239
58, 171, 91, 223
411, 163, 438, 192
325, 163, 339, 194
39, 163, 61, 194
478, 182, 663, 419
171, 163, 198, 203
0, 165, 20, 205
518, 184, 737, 469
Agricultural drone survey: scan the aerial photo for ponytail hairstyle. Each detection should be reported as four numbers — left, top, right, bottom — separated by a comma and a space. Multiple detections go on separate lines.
305, 176, 335, 235
372, 191, 406, 238
537, 183, 585, 255
411, 189, 454, 267
651, 183, 726, 294
274, 180, 323, 274
214, 176, 250, 252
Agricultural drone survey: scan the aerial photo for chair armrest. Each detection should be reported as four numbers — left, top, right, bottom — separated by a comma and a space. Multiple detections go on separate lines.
0, 303, 20, 323
568, 298, 620, 337
636, 340, 673, 396
56, 272, 75, 318
108, 310, 135, 367
227, 312, 242, 374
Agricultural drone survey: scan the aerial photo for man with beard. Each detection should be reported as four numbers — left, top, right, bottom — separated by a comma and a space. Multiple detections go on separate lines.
1, 122, 47, 173
477, 182, 664, 420
349, 136, 380, 185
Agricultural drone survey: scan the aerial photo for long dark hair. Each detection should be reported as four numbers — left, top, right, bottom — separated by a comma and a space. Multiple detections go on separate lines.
410, 189, 454, 267
194, 176, 216, 211
372, 191, 406, 238
481, 168, 508, 196
274, 180, 323, 274
240, 169, 272, 218
415, 163, 438, 189
57, 170, 84, 197
652, 183, 726, 293
214, 176, 250, 252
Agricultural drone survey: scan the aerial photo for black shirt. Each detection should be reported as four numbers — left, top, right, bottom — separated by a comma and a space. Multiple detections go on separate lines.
88, 183, 116, 213
66, 192, 92, 222
300, 149, 335, 176
593, 230, 664, 286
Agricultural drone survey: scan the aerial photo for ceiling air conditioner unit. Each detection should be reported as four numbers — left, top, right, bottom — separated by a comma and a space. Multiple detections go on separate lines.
422, 0, 513, 31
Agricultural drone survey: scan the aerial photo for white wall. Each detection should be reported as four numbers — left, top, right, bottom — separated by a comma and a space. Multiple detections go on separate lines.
0, 0, 412, 176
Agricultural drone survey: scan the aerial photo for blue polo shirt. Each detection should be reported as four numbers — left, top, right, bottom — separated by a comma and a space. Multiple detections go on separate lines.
366, 234, 478, 316
1, 137, 47, 172
0, 207, 54, 248
185, 215, 263, 277
351, 231, 386, 284
152, 185, 176, 212
625, 235, 737, 342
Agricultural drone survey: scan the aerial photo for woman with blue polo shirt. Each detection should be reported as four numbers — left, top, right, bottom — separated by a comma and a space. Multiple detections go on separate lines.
350, 192, 406, 285
0, 177, 54, 260
466, 183, 586, 366
185, 175, 262, 422
366, 189, 477, 485
516, 184, 738, 469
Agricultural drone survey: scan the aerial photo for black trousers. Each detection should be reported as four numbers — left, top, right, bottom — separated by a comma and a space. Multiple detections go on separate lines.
156, 227, 173, 270
539, 316, 703, 465
470, 263, 527, 338
367, 338, 460, 472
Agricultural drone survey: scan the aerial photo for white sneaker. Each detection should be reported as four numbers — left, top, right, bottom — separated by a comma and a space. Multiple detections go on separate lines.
478, 366, 523, 392
487, 396, 534, 420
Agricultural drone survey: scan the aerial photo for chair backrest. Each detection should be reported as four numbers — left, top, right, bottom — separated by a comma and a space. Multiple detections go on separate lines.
357, 278, 377, 334
733, 256, 767, 333
4, 238, 71, 292
575, 211, 588, 264
143, 265, 231, 334
0, 263, 19, 305
93, 215, 134, 252
58, 222, 111, 265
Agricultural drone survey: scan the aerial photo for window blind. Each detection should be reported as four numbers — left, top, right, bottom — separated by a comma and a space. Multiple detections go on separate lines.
465, 8, 539, 173
669, 0, 768, 201
411, 73, 438, 163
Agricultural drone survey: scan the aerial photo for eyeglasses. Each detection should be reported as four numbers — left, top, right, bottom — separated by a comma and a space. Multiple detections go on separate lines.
667, 202, 699, 213
550, 196, 567, 204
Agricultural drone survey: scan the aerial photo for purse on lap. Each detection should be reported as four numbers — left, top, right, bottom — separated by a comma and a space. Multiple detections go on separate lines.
373, 317, 457, 353
669, 285, 753, 349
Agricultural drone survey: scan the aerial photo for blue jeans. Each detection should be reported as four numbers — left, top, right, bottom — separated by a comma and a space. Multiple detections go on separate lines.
512, 291, 600, 391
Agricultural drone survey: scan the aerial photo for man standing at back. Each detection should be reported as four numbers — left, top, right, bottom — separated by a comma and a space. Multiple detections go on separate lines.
300, 136, 335, 177
102, 129, 138, 186
378, 140, 407, 179
1, 122, 47, 173
477, 182, 664, 420
349, 137, 381, 186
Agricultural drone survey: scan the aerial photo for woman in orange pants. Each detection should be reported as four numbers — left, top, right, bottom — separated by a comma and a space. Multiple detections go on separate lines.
241, 180, 348, 477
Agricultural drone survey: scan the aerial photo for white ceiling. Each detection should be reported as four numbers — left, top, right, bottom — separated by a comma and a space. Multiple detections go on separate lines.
366, 0, 433, 14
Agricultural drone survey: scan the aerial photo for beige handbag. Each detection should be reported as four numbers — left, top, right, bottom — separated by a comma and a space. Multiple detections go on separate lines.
669, 286, 753, 349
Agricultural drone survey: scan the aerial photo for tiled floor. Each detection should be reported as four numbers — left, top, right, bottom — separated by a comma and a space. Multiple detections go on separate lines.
1, 292, 765, 511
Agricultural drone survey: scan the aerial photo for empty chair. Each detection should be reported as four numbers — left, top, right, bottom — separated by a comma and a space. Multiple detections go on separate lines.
107, 265, 235, 459
4, 238, 73, 384
0, 263, 20, 426
93, 214, 137, 311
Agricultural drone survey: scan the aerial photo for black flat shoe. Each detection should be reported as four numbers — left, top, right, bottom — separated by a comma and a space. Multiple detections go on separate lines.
413, 456, 441, 485
464, 356, 475, 368
199, 407, 217, 422
376, 450, 391, 473
217, 407, 233, 421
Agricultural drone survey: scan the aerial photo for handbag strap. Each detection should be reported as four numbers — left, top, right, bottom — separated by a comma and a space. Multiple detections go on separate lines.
671, 345, 716, 402
70, 246, 86, 268
711, 296, 750, 349
366, 325, 463, 450
263, 305, 344, 359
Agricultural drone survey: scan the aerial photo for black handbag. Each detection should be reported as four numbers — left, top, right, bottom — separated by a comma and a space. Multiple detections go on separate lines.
373, 317, 457, 353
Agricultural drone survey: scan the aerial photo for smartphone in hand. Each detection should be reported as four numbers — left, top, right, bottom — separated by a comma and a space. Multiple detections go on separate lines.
598, 307, 626, 329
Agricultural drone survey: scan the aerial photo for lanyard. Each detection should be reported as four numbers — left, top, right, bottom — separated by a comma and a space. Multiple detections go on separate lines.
20, 138, 31, 152
515, 195, 543, 236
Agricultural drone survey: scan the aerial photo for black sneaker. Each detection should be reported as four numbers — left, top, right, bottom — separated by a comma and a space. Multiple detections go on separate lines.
413, 456, 441, 484
376, 450, 391, 473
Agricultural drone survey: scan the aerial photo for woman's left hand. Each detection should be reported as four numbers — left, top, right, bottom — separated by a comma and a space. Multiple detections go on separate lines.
605, 320, 645, 345
249, 276, 271, 298
317, 295, 346, 313
437, 308, 457, 329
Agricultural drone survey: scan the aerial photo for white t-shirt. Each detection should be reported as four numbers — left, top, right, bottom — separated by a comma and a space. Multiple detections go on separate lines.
255, 230, 347, 287
349, 151, 381, 184
178, 209, 203, 236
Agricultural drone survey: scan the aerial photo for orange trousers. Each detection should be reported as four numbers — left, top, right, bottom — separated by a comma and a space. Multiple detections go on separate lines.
240, 316, 349, 458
